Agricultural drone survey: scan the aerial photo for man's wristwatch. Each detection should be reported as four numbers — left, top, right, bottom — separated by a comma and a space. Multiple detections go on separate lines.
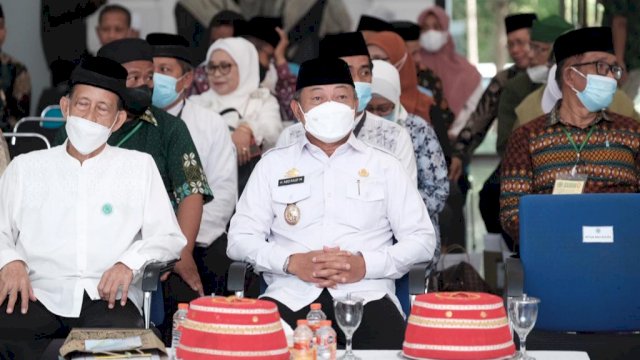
283, 255, 292, 274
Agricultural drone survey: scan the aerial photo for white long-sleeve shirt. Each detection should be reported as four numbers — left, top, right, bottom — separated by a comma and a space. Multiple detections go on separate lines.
227, 134, 435, 314
276, 111, 418, 186
0, 145, 186, 317
168, 99, 238, 245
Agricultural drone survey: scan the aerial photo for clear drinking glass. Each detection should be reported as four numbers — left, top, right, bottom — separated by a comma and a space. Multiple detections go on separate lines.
333, 295, 364, 360
508, 295, 540, 360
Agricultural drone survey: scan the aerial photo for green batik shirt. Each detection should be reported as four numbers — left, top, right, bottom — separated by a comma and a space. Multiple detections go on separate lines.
55, 106, 213, 209
0, 52, 31, 129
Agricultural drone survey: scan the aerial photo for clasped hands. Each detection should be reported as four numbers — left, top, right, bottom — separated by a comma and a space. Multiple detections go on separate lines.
0, 260, 134, 314
287, 246, 366, 288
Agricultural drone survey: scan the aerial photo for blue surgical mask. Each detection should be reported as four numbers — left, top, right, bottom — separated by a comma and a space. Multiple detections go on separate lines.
570, 67, 617, 112
382, 112, 396, 122
152, 73, 184, 109
354, 82, 372, 113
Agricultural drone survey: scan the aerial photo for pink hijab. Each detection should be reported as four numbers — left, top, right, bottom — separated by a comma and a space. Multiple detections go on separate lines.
417, 5, 481, 116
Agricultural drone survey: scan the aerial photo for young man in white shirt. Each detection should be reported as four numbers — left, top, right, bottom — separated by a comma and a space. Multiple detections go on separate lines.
227, 58, 436, 349
0, 57, 186, 359
146, 32, 237, 336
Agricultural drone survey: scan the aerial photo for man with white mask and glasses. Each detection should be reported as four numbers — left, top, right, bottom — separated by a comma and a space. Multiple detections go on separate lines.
0, 57, 186, 359
276, 32, 417, 186
228, 58, 435, 349
501, 27, 640, 243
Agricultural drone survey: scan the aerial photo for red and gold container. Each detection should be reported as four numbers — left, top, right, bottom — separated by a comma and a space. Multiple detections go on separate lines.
177, 296, 289, 360
402, 292, 515, 360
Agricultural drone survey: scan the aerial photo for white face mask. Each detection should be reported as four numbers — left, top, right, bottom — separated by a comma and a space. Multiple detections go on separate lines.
65, 110, 118, 155
419, 30, 448, 52
526, 65, 550, 84
300, 101, 355, 144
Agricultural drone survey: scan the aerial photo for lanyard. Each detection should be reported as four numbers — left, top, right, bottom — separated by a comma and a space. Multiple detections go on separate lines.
561, 125, 596, 162
115, 121, 144, 147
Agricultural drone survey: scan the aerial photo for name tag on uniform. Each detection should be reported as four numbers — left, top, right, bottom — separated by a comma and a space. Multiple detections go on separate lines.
553, 173, 587, 194
278, 176, 304, 186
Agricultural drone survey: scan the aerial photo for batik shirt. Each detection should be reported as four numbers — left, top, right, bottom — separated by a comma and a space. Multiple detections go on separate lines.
55, 106, 213, 209
500, 101, 640, 240
452, 66, 521, 162
0, 52, 31, 129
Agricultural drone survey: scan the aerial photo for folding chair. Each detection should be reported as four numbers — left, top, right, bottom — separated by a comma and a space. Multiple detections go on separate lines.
13, 117, 65, 143
3, 132, 50, 159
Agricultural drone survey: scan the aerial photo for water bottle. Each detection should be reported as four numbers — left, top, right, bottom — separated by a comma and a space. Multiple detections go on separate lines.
172, 303, 189, 359
291, 319, 315, 360
315, 320, 337, 360
306, 303, 327, 332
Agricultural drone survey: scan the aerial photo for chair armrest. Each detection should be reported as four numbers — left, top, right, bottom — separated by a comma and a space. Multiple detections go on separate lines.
409, 261, 432, 295
227, 261, 250, 296
141, 260, 177, 292
504, 256, 524, 299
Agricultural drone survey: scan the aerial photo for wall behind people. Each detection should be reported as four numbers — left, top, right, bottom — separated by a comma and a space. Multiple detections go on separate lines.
4, 0, 49, 116
85, 0, 179, 54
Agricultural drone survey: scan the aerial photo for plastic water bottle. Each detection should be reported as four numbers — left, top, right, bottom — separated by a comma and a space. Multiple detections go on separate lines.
315, 320, 337, 359
306, 303, 327, 332
172, 303, 189, 359
291, 319, 315, 360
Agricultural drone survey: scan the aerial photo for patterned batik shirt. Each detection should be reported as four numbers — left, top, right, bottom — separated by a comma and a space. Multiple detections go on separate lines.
453, 66, 522, 162
417, 67, 455, 133
55, 106, 213, 209
500, 101, 640, 241
0, 52, 31, 129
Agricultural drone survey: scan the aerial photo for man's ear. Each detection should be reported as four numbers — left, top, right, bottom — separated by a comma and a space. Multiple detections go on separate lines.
290, 100, 304, 124
111, 109, 128, 132
181, 70, 194, 90
59, 96, 69, 118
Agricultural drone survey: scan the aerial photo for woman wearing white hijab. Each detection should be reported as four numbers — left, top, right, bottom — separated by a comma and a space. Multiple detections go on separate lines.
190, 37, 283, 193
369, 59, 449, 254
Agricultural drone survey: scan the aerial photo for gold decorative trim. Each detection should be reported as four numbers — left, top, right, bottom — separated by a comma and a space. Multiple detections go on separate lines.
403, 340, 514, 352
414, 300, 503, 311
182, 319, 283, 335
408, 315, 509, 329
178, 344, 289, 357
189, 303, 278, 315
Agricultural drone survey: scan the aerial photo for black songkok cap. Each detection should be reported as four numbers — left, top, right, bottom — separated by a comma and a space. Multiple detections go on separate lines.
0, 5, 4, 19
209, 10, 245, 28
504, 13, 537, 34
97, 38, 153, 64
320, 32, 369, 59
357, 15, 393, 32
554, 27, 614, 63
70, 56, 127, 101
146, 33, 192, 65
391, 21, 421, 41
296, 58, 354, 91
241, 17, 283, 49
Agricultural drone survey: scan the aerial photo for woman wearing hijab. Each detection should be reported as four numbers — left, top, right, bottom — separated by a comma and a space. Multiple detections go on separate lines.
417, 5, 483, 140
190, 37, 283, 193
369, 59, 448, 253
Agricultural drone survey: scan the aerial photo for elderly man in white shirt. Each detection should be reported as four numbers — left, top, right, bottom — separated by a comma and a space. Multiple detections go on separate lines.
0, 57, 186, 359
277, 32, 418, 185
146, 32, 238, 335
228, 58, 436, 349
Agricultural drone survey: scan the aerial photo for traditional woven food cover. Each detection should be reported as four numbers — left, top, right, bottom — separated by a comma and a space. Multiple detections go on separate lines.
403, 292, 515, 360
176, 296, 289, 360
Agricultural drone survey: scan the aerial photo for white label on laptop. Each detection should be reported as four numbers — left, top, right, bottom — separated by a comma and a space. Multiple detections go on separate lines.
582, 226, 614, 243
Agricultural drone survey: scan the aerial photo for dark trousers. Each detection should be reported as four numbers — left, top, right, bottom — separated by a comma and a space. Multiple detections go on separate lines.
479, 164, 514, 251
264, 289, 406, 350
159, 234, 234, 344
0, 292, 143, 360
174, 3, 208, 65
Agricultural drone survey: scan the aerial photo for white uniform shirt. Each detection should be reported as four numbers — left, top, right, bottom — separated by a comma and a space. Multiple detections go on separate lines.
276, 111, 418, 186
0, 145, 186, 317
227, 134, 435, 314
168, 99, 238, 245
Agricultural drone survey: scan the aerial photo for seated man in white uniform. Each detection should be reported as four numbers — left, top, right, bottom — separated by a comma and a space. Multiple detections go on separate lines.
0, 57, 186, 359
227, 58, 436, 349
